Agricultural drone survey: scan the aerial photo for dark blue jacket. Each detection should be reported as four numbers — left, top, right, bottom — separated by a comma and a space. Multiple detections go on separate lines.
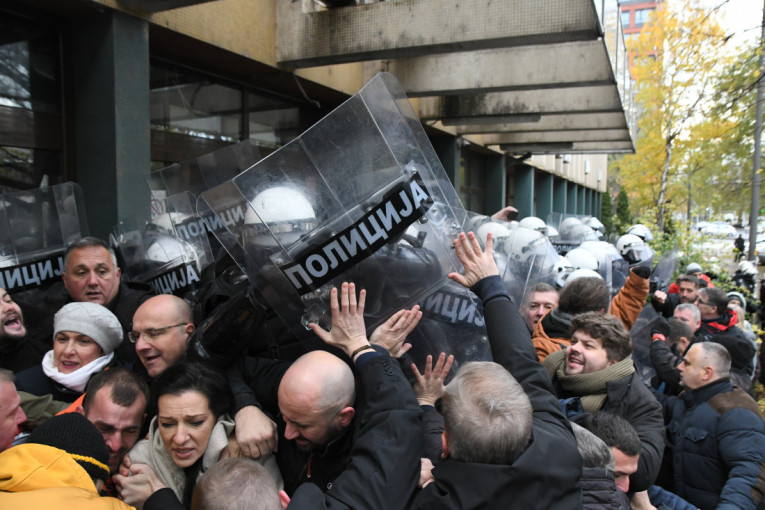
661, 378, 765, 510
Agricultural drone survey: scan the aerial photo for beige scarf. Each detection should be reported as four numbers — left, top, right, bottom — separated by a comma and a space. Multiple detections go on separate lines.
543, 350, 635, 412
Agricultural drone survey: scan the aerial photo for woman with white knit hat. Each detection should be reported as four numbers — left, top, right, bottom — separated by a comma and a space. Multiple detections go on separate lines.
15, 302, 124, 402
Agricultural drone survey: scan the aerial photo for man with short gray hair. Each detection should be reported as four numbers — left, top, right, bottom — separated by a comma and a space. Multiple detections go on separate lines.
410, 232, 581, 509
19, 236, 154, 365
659, 342, 765, 509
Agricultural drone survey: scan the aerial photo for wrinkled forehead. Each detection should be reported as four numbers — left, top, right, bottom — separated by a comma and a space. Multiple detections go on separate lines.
68, 246, 116, 269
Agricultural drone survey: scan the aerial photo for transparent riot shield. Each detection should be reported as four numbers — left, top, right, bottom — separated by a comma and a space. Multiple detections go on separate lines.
0, 182, 88, 294
198, 73, 463, 341
467, 212, 559, 311
579, 240, 629, 296
110, 191, 213, 300
650, 248, 678, 293
403, 279, 491, 384
149, 140, 263, 266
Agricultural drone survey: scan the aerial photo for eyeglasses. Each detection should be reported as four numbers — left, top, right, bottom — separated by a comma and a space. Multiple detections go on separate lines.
696, 299, 711, 307
128, 323, 187, 343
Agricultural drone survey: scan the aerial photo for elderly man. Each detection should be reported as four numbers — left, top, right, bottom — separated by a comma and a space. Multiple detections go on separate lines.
522, 282, 558, 333
660, 342, 765, 509
543, 312, 665, 492
672, 303, 701, 334
410, 232, 581, 509
19, 237, 153, 365
0, 287, 48, 372
0, 370, 26, 453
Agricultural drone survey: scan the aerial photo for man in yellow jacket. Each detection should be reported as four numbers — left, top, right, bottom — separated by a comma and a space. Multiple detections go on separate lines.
0, 412, 133, 509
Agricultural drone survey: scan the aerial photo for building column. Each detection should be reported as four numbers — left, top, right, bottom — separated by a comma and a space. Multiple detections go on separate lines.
566, 182, 577, 215
514, 164, 534, 218
536, 171, 553, 220
70, 10, 151, 239
577, 186, 585, 215
484, 153, 506, 216
553, 177, 566, 217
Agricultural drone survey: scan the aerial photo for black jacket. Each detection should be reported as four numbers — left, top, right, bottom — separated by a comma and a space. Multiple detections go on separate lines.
0, 333, 49, 373
650, 340, 685, 396
659, 378, 765, 509
408, 276, 582, 509
145, 352, 423, 510
580, 466, 630, 510
651, 292, 681, 319
551, 368, 665, 492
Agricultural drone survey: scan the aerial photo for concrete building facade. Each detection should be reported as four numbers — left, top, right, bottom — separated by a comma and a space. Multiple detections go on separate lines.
0, 0, 634, 237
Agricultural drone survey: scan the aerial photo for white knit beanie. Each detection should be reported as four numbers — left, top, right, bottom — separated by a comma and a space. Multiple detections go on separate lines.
53, 302, 123, 355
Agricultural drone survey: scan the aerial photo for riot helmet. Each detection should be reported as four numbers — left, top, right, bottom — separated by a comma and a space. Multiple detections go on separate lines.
566, 268, 603, 283
616, 234, 654, 266
627, 224, 654, 242
243, 186, 318, 248
565, 247, 599, 271
518, 216, 547, 235
552, 255, 574, 289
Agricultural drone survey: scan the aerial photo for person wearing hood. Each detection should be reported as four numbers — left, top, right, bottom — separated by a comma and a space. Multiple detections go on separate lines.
15, 302, 124, 402
0, 412, 132, 508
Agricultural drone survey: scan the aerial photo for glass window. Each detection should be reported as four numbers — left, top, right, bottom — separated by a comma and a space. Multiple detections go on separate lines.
150, 60, 312, 165
621, 10, 631, 28
0, 9, 63, 191
634, 9, 652, 26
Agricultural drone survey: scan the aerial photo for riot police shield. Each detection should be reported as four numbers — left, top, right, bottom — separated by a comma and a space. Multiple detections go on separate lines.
198, 73, 463, 342
630, 305, 661, 383
111, 191, 214, 302
403, 280, 491, 384
468, 213, 559, 310
650, 248, 678, 294
0, 182, 88, 294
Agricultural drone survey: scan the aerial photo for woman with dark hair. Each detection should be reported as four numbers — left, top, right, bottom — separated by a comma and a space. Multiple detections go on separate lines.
116, 361, 282, 509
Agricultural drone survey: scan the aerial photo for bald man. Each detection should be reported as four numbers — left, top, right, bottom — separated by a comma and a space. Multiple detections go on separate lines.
274, 351, 358, 495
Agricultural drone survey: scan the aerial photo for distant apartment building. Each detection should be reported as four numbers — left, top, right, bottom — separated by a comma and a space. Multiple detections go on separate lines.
620, 0, 662, 68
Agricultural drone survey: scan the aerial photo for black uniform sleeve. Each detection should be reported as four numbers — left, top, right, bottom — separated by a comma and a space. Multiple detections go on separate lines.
471, 275, 564, 419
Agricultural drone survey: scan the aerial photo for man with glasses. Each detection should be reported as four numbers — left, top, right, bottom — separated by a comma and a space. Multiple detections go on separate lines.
130, 294, 194, 379
130, 294, 280, 460
695, 287, 756, 391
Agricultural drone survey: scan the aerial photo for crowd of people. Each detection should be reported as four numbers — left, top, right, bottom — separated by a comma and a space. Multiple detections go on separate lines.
0, 218, 764, 510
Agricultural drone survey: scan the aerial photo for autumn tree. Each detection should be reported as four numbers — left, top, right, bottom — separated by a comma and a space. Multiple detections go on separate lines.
613, 0, 735, 230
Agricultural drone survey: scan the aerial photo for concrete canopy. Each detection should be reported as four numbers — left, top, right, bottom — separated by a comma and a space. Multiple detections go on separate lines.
276, 0, 635, 155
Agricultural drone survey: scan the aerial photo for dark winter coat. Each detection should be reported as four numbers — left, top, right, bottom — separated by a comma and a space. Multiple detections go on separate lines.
408, 276, 582, 509
660, 378, 765, 510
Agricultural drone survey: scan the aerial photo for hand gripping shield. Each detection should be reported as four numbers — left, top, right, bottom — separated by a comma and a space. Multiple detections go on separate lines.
198, 73, 464, 339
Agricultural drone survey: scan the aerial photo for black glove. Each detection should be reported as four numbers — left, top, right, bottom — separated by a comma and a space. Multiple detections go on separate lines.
650, 317, 671, 341
631, 265, 650, 279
